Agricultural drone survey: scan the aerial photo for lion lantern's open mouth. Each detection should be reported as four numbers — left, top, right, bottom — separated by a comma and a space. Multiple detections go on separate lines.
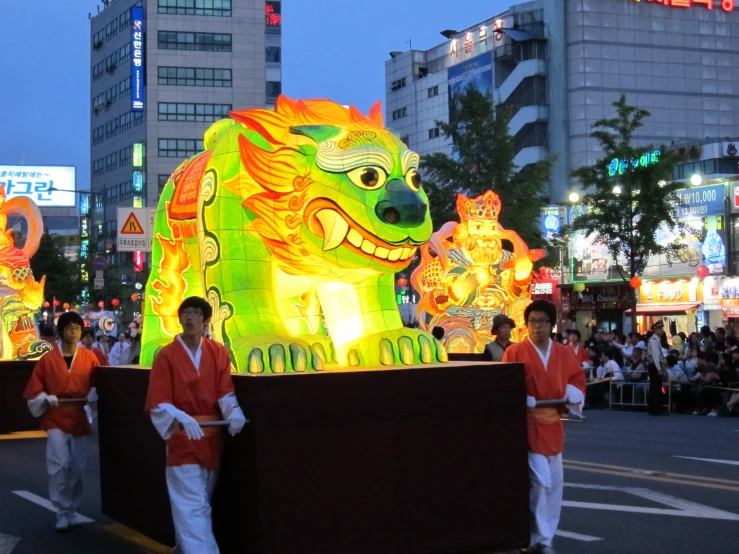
305, 199, 422, 268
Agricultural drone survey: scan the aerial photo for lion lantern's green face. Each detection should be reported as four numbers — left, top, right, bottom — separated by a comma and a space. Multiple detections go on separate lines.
226, 101, 433, 282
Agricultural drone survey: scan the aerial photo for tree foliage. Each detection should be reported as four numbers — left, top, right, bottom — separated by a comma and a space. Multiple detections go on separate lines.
29, 230, 81, 304
564, 95, 688, 328
420, 88, 551, 252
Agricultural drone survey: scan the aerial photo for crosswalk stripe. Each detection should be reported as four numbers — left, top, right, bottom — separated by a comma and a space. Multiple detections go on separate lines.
11, 491, 94, 523
556, 530, 603, 542
672, 456, 739, 467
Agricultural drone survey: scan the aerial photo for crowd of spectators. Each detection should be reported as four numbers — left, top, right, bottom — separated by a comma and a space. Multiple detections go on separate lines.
560, 325, 739, 416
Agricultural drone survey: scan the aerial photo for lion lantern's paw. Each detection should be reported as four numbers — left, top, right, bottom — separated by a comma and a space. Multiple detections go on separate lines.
341, 328, 447, 367
230, 335, 335, 374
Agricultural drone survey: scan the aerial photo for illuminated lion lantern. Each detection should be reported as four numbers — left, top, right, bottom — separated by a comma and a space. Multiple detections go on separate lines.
411, 191, 545, 353
0, 186, 50, 360
141, 96, 446, 372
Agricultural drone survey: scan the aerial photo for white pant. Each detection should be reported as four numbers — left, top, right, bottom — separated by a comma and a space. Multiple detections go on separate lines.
528, 452, 563, 548
46, 429, 87, 517
166, 464, 220, 554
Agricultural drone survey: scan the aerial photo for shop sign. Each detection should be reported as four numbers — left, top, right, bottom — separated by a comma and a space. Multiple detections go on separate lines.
627, 0, 735, 13
703, 276, 723, 310
720, 277, 739, 316
532, 282, 553, 295
639, 279, 702, 304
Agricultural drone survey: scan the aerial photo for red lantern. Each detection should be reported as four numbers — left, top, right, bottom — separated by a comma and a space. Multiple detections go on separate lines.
696, 265, 710, 279
131, 293, 138, 301
63, 303, 70, 310
98, 301, 105, 309
397, 277, 408, 287
53, 300, 60, 307
43, 301, 50, 308
111, 298, 120, 307
630, 276, 642, 289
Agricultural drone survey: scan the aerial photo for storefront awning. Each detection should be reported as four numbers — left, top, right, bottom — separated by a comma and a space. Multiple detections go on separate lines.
624, 303, 700, 315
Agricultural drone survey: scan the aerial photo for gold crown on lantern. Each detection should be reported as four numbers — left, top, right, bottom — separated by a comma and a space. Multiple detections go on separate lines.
456, 190, 502, 222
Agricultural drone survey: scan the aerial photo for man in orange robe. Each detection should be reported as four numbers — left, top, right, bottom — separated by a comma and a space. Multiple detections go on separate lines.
503, 300, 586, 554
81, 328, 109, 366
145, 297, 247, 554
23, 312, 100, 532
566, 329, 590, 367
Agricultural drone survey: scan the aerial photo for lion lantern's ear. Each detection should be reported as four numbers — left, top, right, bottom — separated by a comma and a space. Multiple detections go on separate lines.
289, 125, 341, 144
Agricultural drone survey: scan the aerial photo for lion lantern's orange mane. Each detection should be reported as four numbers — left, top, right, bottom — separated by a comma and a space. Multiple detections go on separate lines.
224, 95, 387, 276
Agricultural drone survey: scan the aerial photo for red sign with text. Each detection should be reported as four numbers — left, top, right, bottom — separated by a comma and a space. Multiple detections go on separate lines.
629, 0, 735, 11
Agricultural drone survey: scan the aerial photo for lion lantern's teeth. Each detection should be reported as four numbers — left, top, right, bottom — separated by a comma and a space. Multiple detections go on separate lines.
347, 229, 363, 248
316, 209, 350, 251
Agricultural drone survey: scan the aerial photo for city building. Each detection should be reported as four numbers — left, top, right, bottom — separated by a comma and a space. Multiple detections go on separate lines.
89, 0, 281, 274
385, 0, 739, 205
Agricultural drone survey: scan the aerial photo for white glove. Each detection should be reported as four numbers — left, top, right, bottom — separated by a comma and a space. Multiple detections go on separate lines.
526, 396, 537, 409
174, 411, 204, 440
227, 408, 248, 437
566, 384, 584, 405
87, 387, 99, 403
84, 405, 94, 424
46, 395, 59, 407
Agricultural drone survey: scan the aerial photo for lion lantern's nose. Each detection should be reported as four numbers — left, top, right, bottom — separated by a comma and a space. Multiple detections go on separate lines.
374, 179, 427, 228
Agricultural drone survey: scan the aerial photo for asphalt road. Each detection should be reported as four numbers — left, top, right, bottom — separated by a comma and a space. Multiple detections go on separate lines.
1, 411, 737, 554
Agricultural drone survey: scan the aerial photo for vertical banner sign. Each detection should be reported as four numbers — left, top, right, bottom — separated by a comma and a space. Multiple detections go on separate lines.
132, 143, 144, 167
131, 6, 145, 112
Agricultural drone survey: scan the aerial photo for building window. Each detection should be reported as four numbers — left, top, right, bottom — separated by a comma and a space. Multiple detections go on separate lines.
390, 77, 407, 91
158, 0, 232, 16
158, 139, 205, 158
428, 85, 439, 97
158, 31, 232, 52
265, 1, 281, 29
428, 127, 440, 139
158, 102, 232, 122
392, 107, 407, 120
266, 46, 281, 64
158, 67, 232, 87
266, 81, 282, 99
400, 135, 410, 147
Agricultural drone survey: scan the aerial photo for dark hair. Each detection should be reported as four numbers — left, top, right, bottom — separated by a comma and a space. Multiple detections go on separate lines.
716, 327, 725, 336
524, 300, 556, 326
665, 354, 677, 368
669, 349, 681, 358
82, 328, 95, 339
567, 329, 581, 339
708, 351, 719, 365
40, 325, 55, 338
697, 351, 709, 361
177, 297, 213, 320
700, 325, 711, 337
726, 336, 739, 347
603, 348, 617, 360
554, 333, 564, 342
678, 332, 687, 341
431, 326, 445, 341
628, 332, 640, 339
56, 312, 84, 336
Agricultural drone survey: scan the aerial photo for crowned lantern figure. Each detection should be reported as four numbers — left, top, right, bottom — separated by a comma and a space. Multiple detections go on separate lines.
411, 190, 545, 353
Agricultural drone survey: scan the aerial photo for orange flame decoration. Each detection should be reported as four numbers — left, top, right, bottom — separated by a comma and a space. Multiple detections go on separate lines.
149, 213, 190, 336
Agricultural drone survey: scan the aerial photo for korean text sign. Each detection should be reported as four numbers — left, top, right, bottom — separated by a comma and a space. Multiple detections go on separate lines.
0, 165, 76, 206
131, 6, 145, 112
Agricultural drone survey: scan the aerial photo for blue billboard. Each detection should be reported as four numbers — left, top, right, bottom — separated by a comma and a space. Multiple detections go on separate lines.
131, 6, 145, 112
447, 52, 493, 124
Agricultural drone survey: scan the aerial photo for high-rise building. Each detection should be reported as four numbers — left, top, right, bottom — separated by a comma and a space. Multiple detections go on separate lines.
89, 0, 281, 272
385, 0, 739, 204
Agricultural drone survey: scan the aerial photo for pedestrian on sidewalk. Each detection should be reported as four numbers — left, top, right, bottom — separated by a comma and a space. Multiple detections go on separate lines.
502, 300, 586, 554
145, 296, 247, 554
23, 312, 100, 532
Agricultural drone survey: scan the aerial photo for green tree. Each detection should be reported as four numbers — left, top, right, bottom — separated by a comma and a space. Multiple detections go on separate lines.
30, 230, 81, 304
420, 88, 551, 252
564, 95, 687, 331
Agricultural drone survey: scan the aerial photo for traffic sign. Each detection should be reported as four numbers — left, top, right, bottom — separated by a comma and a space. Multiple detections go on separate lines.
94, 278, 104, 290
93, 256, 107, 272
116, 208, 156, 252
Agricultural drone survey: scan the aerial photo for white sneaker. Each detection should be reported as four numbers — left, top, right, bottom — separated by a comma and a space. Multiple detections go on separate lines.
707, 410, 718, 417
55, 513, 69, 532
68, 513, 85, 527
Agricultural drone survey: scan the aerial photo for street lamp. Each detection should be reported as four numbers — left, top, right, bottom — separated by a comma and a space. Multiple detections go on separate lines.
612, 185, 622, 195
568, 192, 580, 203
690, 174, 702, 186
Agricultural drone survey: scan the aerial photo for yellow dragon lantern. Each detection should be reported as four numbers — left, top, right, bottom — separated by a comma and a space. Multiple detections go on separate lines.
411, 191, 545, 353
0, 186, 50, 360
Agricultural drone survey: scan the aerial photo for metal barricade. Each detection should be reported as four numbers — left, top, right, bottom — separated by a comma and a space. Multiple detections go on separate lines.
607, 371, 671, 411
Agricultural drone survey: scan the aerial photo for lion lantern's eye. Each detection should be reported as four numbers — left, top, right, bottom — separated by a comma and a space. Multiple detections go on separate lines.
405, 169, 422, 191
347, 167, 387, 190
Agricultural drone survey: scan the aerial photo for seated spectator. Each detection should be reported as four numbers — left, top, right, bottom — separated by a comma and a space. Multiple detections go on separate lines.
626, 347, 648, 381
714, 327, 726, 353
597, 348, 624, 381
693, 352, 722, 416
666, 354, 688, 382
683, 347, 699, 381
700, 325, 714, 353
725, 335, 739, 353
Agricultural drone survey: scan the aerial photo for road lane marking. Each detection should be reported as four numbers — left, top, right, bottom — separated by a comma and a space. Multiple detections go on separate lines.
0, 533, 20, 554
0, 431, 46, 441
11, 491, 94, 523
564, 484, 739, 521
673, 456, 739, 467
555, 530, 602, 542
99, 524, 171, 553
565, 459, 739, 485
